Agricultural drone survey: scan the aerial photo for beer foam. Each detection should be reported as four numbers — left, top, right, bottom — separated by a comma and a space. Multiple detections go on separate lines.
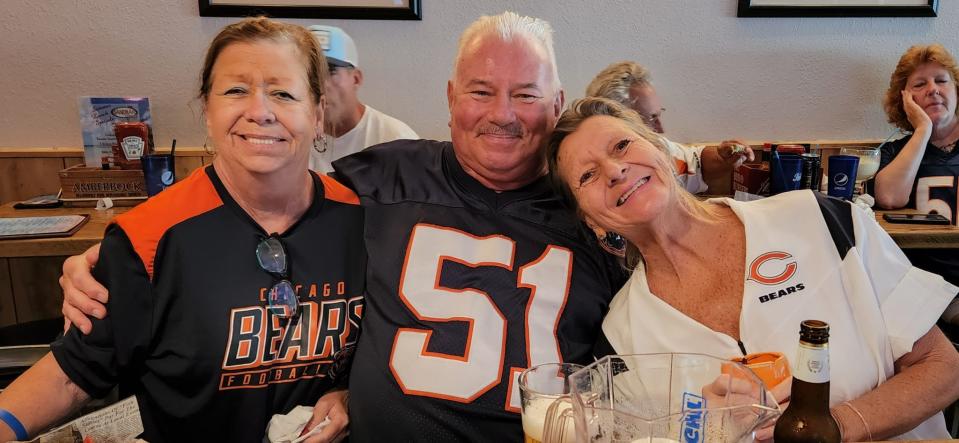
521, 397, 573, 443
522, 397, 683, 443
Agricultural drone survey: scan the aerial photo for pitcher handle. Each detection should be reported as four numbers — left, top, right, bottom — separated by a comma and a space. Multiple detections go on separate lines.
542, 395, 575, 443
750, 402, 782, 431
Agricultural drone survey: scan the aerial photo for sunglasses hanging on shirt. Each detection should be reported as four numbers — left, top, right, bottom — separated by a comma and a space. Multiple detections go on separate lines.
255, 234, 299, 319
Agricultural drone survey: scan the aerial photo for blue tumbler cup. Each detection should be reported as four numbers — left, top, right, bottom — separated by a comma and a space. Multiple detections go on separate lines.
770, 154, 804, 195
827, 154, 859, 200
141, 154, 175, 197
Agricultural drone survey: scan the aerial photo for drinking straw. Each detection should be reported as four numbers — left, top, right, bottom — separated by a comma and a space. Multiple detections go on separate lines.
875, 128, 901, 151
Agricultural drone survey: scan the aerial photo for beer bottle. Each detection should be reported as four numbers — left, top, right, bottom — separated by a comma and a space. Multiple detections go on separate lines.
773, 319, 841, 443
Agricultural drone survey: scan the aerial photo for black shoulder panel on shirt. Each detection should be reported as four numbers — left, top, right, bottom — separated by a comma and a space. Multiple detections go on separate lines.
593, 330, 617, 361
331, 139, 451, 204
814, 192, 855, 260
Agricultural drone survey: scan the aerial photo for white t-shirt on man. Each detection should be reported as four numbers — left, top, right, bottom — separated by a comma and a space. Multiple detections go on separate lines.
310, 105, 418, 173
662, 137, 708, 194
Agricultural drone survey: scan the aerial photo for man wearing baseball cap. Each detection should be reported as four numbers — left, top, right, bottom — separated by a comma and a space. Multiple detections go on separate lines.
308, 25, 418, 173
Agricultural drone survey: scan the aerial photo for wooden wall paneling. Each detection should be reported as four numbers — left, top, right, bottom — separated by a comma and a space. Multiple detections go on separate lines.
175, 156, 204, 182
9, 256, 66, 323
0, 259, 15, 327
0, 157, 70, 205
63, 157, 85, 168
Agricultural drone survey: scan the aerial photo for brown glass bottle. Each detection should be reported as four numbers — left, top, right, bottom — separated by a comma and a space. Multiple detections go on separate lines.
773, 319, 841, 443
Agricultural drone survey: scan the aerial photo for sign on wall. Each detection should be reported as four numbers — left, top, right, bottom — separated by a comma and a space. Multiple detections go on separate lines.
198, 0, 422, 20
737, 0, 938, 17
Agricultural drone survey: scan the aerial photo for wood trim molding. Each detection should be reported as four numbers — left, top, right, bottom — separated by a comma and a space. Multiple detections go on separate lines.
0, 147, 213, 158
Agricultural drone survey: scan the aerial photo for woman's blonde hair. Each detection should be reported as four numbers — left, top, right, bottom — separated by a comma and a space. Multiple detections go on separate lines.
546, 97, 712, 267
198, 17, 329, 106
883, 44, 959, 131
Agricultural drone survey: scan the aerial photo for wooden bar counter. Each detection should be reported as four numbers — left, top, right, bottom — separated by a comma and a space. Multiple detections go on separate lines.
876, 209, 959, 249
0, 201, 956, 327
0, 202, 128, 327
0, 203, 128, 258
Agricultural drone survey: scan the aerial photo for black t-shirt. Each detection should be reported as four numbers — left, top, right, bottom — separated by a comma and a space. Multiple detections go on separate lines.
879, 135, 959, 285
333, 140, 623, 442
50, 166, 367, 442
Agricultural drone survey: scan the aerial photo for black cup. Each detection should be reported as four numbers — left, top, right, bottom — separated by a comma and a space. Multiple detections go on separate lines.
827, 155, 859, 200
141, 154, 175, 197
770, 154, 804, 195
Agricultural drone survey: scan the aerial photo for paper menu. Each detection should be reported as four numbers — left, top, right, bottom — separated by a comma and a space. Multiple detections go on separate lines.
0, 215, 89, 239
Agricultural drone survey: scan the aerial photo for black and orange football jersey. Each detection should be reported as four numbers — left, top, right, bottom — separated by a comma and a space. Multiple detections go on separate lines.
333, 140, 623, 442
50, 166, 366, 442
879, 136, 959, 285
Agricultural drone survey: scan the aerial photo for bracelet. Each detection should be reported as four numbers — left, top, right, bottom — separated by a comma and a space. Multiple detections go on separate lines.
0, 408, 28, 441
830, 407, 847, 441
841, 401, 873, 443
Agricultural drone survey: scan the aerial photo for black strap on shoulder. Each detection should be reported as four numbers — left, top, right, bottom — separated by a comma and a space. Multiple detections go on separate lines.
813, 192, 856, 260
592, 330, 617, 360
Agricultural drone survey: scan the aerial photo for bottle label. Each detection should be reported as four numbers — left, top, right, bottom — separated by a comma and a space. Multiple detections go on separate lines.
793, 343, 829, 383
121, 136, 144, 160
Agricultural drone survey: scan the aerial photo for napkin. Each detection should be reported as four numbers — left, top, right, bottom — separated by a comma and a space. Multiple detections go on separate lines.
853, 193, 875, 215
264, 406, 330, 443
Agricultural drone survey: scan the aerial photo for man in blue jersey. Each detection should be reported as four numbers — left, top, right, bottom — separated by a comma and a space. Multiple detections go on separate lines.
58, 12, 622, 442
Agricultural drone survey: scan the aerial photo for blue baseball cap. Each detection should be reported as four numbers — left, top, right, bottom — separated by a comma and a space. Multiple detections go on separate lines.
308, 25, 358, 68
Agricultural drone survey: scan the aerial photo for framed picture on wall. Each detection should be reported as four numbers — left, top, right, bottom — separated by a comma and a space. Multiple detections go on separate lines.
737, 0, 938, 17
198, 0, 422, 20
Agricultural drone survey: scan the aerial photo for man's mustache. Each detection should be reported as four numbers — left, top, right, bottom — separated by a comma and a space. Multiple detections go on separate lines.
477, 123, 523, 137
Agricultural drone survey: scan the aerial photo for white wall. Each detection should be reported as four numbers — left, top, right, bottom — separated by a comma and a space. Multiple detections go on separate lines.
1, 0, 955, 148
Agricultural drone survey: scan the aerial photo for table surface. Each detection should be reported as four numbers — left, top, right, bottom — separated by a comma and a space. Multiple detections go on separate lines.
875, 208, 959, 249
0, 203, 956, 258
0, 202, 127, 258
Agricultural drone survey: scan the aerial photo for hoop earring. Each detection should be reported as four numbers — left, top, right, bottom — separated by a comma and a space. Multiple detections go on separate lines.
314, 135, 329, 153
203, 137, 215, 155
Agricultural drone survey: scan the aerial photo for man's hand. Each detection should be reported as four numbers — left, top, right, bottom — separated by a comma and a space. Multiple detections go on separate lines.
301, 389, 349, 443
60, 243, 107, 335
716, 140, 755, 169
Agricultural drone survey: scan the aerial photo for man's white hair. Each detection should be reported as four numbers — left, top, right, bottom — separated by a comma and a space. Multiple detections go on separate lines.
452, 11, 561, 90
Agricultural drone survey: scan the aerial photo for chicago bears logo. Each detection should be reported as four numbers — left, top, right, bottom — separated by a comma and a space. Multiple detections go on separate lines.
748, 251, 797, 285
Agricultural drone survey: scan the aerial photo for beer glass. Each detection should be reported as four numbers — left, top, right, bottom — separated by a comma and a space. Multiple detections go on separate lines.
519, 363, 583, 443
542, 353, 780, 443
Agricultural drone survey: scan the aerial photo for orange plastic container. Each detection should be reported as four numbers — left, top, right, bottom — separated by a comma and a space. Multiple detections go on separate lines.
725, 352, 790, 388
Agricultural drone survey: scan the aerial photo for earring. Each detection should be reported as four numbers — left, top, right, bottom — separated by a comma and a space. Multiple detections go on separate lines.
314, 136, 329, 153
587, 222, 627, 258
599, 231, 627, 258
203, 137, 215, 155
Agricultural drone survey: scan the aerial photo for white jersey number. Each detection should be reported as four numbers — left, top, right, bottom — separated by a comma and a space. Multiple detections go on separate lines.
389, 224, 572, 411
915, 176, 957, 222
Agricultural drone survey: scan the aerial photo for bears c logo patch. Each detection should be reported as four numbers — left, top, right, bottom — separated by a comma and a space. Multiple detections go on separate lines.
748, 251, 797, 285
